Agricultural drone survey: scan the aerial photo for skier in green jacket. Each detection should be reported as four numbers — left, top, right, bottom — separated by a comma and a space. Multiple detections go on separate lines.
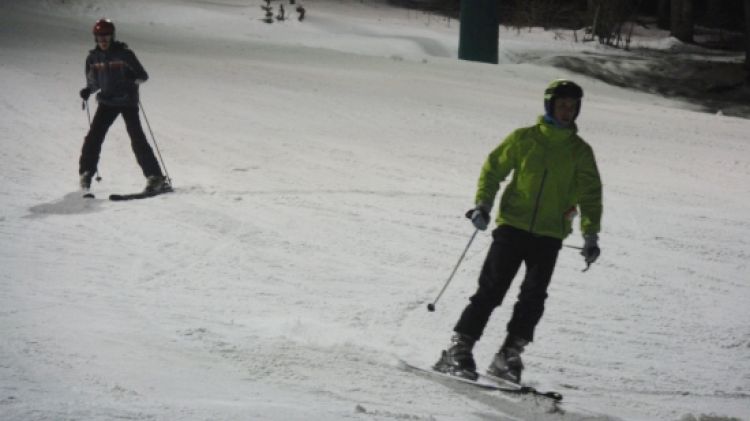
434, 79, 603, 384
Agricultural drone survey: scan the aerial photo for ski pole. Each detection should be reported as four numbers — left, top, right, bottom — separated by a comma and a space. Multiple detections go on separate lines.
139, 99, 172, 185
427, 228, 479, 312
563, 244, 591, 272
82, 99, 91, 125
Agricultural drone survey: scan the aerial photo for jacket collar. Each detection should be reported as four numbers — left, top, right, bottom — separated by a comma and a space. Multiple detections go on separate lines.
537, 115, 577, 142
94, 40, 126, 53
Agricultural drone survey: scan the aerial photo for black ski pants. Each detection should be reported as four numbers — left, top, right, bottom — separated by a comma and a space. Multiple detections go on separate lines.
79, 104, 162, 177
454, 225, 562, 343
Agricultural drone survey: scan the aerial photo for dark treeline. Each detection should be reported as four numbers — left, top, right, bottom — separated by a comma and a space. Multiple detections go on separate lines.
388, 0, 750, 84
390, 0, 750, 78
388, 0, 747, 44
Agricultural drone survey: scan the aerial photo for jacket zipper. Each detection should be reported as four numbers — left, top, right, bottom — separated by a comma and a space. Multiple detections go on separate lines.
528, 169, 548, 234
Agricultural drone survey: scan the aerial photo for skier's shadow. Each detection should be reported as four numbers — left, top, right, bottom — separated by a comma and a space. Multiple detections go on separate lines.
26, 192, 104, 218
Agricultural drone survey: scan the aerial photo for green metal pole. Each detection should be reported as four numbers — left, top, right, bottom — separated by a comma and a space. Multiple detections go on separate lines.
458, 0, 499, 64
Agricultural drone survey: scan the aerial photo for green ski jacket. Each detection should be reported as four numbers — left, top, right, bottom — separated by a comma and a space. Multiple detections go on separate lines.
475, 116, 602, 239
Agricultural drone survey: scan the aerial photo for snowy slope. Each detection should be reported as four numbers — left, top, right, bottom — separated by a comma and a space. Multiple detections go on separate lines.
1, 1, 749, 420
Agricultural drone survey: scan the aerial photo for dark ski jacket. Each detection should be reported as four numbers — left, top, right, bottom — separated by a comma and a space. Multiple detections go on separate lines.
85, 41, 148, 107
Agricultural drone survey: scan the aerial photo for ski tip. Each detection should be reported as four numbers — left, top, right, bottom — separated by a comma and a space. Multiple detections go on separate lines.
108, 188, 174, 201
546, 391, 563, 402
82, 193, 95, 199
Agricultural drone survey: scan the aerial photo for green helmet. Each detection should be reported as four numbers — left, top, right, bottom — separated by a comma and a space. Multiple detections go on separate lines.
544, 79, 583, 120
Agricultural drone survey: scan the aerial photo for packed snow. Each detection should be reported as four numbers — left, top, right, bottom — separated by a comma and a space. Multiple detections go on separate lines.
1, 1, 749, 420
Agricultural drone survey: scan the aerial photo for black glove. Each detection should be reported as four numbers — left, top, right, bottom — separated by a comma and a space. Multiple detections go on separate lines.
465, 204, 490, 231
581, 234, 600, 265
79, 87, 91, 100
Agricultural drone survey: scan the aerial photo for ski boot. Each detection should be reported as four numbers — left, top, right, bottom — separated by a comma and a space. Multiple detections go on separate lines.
80, 171, 93, 191
487, 335, 528, 384
144, 175, 171, 194
433, 332, 479, 381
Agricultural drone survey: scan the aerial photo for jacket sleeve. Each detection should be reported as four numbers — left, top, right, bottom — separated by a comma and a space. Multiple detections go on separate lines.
85, 54, 99, 92
474, 131, 518, 209
576, 144, 602, 235
124, 50, 148, 82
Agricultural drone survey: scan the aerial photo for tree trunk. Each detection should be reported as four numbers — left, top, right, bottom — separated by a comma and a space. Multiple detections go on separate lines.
587, 0, 596, 13
671, 0, 693, 43
657, 0, 670, 30
706, 0, 722, 28
670, 0, 681, 37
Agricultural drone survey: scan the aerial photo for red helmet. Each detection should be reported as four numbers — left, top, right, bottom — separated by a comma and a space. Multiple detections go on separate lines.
92, 18, 115, 36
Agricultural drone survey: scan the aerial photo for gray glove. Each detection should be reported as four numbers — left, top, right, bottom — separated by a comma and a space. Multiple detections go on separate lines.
581, 234, 600, 265
465, 204, 490, 231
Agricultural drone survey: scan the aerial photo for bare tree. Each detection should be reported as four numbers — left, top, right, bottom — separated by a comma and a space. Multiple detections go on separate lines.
585, 0, 639, 48
671, 0, 693, 43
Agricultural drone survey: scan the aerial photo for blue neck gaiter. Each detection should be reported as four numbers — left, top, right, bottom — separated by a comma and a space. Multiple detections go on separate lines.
543, 113, 570, 129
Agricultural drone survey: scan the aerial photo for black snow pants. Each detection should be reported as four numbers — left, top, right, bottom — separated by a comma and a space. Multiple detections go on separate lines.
79, 104, 163, 177
454, 225, 562, 343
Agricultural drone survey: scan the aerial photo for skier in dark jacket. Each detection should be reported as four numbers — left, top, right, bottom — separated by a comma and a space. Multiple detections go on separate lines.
78, 18, 169, 195
433, 80, 603, 384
